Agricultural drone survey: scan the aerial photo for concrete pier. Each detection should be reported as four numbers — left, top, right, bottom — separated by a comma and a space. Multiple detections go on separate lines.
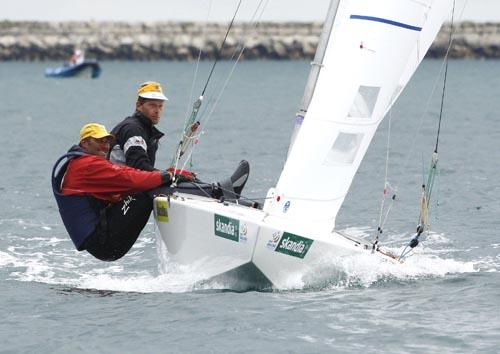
0, 21, 498, 60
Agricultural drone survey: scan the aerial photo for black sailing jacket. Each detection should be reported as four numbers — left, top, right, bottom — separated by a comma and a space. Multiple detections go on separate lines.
110, 111, 164, 171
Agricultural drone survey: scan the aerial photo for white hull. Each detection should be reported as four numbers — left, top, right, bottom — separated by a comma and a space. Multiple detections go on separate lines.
154, 194, 396, 289
153, 0, 451, 290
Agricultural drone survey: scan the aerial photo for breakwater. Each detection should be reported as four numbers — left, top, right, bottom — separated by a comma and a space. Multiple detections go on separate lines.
1, 21, 499, 61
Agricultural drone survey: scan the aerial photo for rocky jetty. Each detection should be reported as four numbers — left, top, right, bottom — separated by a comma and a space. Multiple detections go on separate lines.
0, 20, 498, 61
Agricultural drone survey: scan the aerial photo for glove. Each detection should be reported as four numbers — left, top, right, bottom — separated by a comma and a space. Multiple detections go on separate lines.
166, 167, 196, 184
160, 171, 174, 186
174, 173, 195, 184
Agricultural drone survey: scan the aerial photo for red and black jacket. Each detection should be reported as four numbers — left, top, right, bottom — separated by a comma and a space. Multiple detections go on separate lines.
52, 145, 170, 250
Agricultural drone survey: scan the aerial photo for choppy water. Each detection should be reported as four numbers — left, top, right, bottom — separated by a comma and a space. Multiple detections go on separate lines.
0, 60, 499, 353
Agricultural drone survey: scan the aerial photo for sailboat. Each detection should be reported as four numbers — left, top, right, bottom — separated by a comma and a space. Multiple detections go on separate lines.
153, 0, 454, 289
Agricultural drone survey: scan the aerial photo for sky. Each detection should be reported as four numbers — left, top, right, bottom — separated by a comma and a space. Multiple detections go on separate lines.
1, 0, 497, 23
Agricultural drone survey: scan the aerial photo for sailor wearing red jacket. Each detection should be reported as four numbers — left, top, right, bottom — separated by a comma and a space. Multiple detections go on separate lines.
52, 123, 173, 261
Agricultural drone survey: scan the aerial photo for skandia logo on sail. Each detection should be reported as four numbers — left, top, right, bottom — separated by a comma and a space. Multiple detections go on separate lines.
214, 214, 240, 242
275, 232, 313, 259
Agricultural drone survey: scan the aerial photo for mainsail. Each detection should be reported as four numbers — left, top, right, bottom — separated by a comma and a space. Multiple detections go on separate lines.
264, 0, 453, 235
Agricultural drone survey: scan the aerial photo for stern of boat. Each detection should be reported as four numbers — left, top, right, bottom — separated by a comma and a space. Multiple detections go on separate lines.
153, 194, 265, 279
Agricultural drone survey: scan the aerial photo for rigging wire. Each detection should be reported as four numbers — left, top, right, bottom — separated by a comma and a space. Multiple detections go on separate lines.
197, 0, 269, 120
170, 0, 244, 178
371, 1, 459, 256
372, 109, 394, 251
184, 0, 213, 122
201, 0, 243, 97
435, 8, 455, 154
176, 0, 270, 174
393, 0, 465, 187
386, 0, 466, 190
177, 0, 213, 173
399, 1, 456, 260
200, 3, 268, 125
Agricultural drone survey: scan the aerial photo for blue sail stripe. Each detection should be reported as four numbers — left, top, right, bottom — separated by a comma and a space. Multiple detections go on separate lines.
350, 15, 422, 32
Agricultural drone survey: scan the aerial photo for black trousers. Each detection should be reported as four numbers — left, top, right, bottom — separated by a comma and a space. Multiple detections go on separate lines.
84, 183, 220, 262
82, 160, 248, 261
84, 192, 154, 261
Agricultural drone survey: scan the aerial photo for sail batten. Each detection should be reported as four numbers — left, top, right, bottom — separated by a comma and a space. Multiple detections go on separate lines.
264, 0, 453, 235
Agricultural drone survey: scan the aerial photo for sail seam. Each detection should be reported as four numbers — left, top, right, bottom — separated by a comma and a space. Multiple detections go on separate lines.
350, 15, 422, 32
276, 195, 347, 202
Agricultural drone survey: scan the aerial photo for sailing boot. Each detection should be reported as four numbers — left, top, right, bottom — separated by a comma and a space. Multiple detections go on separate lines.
219, 160, 250, 200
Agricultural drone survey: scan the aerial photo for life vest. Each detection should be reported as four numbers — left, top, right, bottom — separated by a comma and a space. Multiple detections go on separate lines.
51, 152, 102, 251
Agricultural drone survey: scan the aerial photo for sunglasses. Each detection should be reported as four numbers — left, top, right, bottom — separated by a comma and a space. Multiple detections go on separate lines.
87, 136, 113, 144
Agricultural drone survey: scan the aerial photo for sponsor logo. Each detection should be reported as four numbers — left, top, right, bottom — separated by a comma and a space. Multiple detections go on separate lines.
121, 195, 136, 215
239, 223, 248, 243
266, 231, 282, 250
283, 201, 291, 213
124, 135, 148, 154
155, 199, 169, 222
274, 232, 313, 259
214, 214, 240, 242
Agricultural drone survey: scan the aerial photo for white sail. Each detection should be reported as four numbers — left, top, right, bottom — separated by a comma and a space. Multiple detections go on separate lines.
264, 0, 453, 235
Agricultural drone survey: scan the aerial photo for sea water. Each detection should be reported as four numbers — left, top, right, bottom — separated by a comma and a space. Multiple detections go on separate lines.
0, 60, 499, 353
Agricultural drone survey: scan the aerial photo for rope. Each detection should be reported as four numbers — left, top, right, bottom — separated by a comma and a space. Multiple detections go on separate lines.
174, 180, 270, 206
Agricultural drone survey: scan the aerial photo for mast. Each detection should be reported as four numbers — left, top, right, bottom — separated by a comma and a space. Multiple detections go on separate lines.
288, 0, 341, 154
299, 0, 340, 113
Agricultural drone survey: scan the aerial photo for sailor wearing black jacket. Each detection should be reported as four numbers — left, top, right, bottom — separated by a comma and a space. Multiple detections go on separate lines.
110, 81, 167, 171
109, 81, 252, 203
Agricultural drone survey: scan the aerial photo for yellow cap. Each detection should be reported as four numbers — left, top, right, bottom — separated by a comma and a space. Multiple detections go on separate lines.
137, 81, 168, 101
79, 123, 113, 142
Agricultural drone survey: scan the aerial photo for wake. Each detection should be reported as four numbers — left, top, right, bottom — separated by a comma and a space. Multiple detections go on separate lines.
0, 226, 492, 293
